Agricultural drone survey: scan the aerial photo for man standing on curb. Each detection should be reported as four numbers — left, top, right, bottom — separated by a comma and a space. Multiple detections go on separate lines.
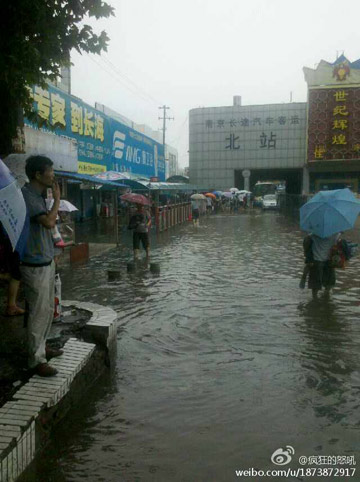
21, 155, 63, 377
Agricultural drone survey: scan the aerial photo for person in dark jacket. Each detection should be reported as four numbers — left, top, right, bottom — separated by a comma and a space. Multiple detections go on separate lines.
128, 204, 151, 260
301, 233, 340, 299
299, 234, 313, 290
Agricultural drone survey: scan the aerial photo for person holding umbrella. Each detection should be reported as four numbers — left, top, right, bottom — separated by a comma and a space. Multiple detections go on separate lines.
124, 194, 151, 260
300, 188, 360, 299
302, 232, 340, 299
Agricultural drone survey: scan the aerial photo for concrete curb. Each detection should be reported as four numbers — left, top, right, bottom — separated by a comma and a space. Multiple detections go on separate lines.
0, 301, 117, 482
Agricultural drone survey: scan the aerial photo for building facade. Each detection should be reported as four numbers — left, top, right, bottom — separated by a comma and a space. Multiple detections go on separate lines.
189, 55, 360, 195
304, 55, 360, 193
189, 101, 307, 193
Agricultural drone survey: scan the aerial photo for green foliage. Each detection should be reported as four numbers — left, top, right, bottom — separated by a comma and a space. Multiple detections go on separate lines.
0, 0, 114, 155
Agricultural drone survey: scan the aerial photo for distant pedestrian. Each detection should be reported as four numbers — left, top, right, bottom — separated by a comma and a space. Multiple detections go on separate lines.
191, 200, 200, 226
249, 192, 254, 208
243, 194, 248, 209
128, 204, 151, 260
21, 155, 63, 377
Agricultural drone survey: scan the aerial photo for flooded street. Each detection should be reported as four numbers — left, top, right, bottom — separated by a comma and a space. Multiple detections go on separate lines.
30, 212, 360, 481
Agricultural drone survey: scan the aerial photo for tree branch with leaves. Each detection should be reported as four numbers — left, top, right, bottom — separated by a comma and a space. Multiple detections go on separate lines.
0, 0, 114, 156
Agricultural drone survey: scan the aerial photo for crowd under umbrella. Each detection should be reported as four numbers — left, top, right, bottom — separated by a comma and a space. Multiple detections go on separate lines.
300, 188, 360, 238
204, 192, 216, 199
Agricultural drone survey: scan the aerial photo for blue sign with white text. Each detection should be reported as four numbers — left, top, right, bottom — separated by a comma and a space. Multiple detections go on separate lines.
25, 84, 165, 180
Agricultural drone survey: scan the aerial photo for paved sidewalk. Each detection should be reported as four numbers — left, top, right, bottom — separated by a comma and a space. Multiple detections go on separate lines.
0, 306, 90, 406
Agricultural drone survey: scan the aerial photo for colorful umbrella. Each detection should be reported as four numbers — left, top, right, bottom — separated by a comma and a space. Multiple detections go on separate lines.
204, 193, 216, 199
0, 159, 29, 254
190, 193, 207, 200
212, 191, 222, 197
300, 188, 360, 238
120, 193, 151, 205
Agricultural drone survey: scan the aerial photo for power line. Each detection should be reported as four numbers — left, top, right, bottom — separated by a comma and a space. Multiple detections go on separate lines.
84, 53, 161, 107
158, 105, 174, 147
101, 54, 162, 106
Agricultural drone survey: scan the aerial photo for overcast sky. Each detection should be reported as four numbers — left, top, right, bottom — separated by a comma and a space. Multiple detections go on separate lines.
70, 0, 360, 168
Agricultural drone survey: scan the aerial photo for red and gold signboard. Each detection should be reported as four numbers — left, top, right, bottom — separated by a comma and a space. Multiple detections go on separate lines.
307, 87, 360, 162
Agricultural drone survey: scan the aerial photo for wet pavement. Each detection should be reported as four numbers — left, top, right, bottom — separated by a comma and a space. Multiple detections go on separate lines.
22, 212, 360, 482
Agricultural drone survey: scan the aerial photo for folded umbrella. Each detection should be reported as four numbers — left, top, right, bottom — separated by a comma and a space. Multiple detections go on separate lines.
300, 188, 360, 238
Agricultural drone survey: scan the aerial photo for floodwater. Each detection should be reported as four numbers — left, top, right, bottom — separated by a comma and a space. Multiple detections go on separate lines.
25, 212, 360, 482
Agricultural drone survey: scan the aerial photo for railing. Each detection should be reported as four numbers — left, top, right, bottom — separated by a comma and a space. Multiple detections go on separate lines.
155, 203, 192, 233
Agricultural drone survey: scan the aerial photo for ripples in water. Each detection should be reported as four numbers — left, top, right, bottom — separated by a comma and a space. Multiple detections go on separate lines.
24, 213, 360, 482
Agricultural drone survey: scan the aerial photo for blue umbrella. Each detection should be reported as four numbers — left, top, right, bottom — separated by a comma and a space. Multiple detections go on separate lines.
0, 159, 29, 255
212, 191, 222, 197
300, 188, 360, 238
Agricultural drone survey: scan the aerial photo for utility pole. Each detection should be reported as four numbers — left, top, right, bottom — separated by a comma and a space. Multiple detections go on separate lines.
158, 105, 174, 149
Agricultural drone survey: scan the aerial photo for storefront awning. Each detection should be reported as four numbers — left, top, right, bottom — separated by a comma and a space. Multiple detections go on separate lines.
121, 179, 198, 192
55, 171, 128, 190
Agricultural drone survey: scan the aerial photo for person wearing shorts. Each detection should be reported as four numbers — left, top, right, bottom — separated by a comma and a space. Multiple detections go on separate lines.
128, 204, 151, 259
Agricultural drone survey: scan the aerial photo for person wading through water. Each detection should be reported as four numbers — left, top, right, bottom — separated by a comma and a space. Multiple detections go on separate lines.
128, 204, 151, 260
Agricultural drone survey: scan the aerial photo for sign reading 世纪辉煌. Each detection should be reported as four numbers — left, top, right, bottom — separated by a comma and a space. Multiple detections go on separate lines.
307, 88, 360, 162
25, 84, 165, 180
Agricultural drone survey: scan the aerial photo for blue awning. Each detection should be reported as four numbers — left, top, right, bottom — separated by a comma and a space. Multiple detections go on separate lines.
121, 179, 199, 192
55, 171, 128, 190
